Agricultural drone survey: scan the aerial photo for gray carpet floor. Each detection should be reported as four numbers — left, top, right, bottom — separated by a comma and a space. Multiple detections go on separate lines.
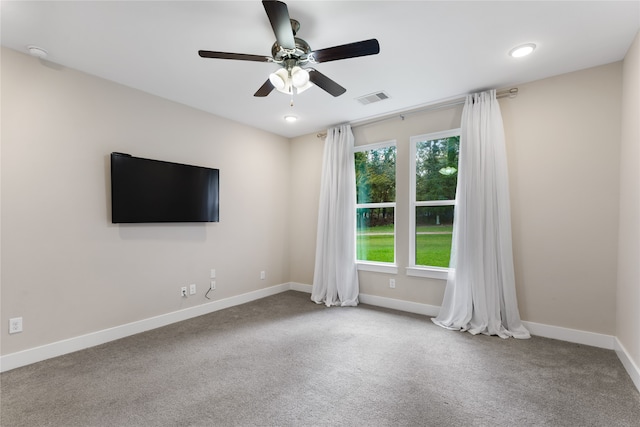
1, 290, 639, 426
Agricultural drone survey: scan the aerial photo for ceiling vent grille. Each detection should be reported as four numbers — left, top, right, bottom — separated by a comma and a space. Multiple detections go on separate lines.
356, 91, 390, 105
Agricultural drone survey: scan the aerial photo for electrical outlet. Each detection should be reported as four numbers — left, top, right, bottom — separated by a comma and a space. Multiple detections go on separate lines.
389, 279, 396, 289
210, 280, 216, 290
9, 317, 23, 334
189, 284, 196, 295
260, 271, 266, 280
181, 287, 188, 297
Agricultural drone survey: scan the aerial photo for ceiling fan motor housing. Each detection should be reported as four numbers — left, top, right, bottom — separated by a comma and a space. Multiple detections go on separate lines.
270, 18, 311, 65
271, 37, 311, 64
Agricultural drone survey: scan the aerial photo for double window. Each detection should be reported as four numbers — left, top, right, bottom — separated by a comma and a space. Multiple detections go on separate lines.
354, 129, 460, 278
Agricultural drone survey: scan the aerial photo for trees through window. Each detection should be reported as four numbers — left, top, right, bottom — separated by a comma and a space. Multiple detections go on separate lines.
353, 129, 459, 274
410, 130, 460, 269
354, 141, 396, 264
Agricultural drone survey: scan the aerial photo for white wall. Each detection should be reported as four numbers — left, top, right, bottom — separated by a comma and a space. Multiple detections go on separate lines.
290, 62, 623, 336
1, 47, 291, 356
617, 30, 640, 380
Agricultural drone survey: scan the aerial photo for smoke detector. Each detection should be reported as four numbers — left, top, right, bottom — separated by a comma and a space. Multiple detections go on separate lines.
27, 46, 48, 59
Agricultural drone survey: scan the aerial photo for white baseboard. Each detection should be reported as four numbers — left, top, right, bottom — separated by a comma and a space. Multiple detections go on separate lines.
358, 293, 441, 316
521, 321, 616, 350
0, 283, 291, 373
289, 282, 313, 293
3, 282, 638, 395
614, 338, 640, 393
290, 283, 440, 316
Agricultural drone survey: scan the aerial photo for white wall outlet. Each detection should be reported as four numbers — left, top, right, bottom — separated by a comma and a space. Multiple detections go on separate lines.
389, 279, 396, 289
189, 284, 196, 295
9, 317, 23, 334
210, 280, 216, 290
181, 286, 188, 297
260, 271, 266, 280
210, 269, 216, 279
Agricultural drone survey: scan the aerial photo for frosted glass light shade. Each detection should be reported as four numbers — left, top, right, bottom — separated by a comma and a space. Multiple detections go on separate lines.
291, 66, 310, 87
269, 68, 288, 90
269, 66, 314, 95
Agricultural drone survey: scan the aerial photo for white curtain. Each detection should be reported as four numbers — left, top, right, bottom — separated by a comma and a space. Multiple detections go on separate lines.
432, 90, 530, 339
311, 124, 359, 307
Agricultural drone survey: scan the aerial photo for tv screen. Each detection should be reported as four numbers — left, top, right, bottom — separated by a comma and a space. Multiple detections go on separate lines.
110, 152, 219, 223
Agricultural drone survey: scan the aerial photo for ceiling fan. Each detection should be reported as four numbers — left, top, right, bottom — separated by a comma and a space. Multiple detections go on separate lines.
198, 0, 380, 98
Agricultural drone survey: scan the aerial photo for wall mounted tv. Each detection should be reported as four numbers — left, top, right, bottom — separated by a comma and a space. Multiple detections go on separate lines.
110, 152, 219, 223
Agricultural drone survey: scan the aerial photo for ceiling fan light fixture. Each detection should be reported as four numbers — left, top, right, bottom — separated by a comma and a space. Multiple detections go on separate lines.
291, 66, 309, 87
509, 43, 536, 58
295, 82, 313, 94
269, 68, 288, 90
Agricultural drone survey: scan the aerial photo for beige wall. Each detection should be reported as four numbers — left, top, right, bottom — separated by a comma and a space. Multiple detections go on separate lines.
617, 31, 640, 373
2, 40, 633, 359
502, 62, 622, 334
289, 133, 323, 284
1, 47, 291, 355
291, 62, 623, 335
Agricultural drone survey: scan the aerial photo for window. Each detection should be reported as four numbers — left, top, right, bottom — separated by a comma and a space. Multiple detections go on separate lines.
354, 141, 396, 270
409, 129, 460, 277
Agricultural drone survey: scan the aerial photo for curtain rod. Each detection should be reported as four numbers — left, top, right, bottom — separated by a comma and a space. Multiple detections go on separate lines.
316, 87, 518, 138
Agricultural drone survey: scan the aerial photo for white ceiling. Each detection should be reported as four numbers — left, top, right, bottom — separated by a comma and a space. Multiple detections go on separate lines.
2, 1, 639, 138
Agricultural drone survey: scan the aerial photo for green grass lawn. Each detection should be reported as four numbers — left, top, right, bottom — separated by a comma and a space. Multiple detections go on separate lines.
358, 224, 452, 233
357, 225, 453, 267
415, 233, 452, 267
357, 234, 395, 263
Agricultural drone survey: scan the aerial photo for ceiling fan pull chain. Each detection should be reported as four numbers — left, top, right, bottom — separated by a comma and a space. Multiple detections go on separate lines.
290, 69, 295, 106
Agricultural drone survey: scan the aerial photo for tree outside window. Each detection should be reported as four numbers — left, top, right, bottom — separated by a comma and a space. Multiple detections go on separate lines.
411, 131, 460, 268
355, 141, 396, 264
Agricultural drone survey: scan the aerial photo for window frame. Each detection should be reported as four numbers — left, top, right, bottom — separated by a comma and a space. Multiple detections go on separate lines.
407, 128, 460, 279
354, 140, 398, 274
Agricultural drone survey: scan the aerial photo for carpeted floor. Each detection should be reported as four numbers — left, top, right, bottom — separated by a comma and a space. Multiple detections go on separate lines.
1, 290, 639, 426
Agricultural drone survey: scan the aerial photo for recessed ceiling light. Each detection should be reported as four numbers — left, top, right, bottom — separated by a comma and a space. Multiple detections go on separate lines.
509, 43, 536, 58
284, 115, 297, 123
27, 45, 48, 59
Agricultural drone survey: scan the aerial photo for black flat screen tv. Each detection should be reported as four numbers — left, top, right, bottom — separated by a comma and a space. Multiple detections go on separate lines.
110, 152, 219, 223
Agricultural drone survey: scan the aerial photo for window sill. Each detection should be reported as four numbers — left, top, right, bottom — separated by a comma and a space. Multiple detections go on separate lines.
357, 262, 398, 274
406, 266, 449, 280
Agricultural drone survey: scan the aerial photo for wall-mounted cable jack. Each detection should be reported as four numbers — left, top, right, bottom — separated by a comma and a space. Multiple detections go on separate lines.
205, 281, 215, 299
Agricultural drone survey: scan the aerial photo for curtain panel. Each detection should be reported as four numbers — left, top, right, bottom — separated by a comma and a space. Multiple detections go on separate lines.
433, 90, 530, 339
311, 124, 359, 307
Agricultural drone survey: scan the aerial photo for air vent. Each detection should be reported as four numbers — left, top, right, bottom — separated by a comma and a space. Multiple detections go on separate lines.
356, 91, 390, 105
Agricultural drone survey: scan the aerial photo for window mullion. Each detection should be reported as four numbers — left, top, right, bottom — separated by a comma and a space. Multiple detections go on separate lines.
415, 200, 455, 207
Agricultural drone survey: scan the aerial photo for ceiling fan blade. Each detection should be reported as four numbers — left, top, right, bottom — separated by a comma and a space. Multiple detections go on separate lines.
308, 70, 346, 97
310, 39, 380, 63
254, 79, 275, 97
262, 0, 295, 50
198, 50, 270, 62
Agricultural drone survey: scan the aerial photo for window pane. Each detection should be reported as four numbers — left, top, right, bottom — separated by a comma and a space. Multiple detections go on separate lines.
415, 136, 459, 201
355, 146, 396, 204
415, 205, 454, 267
357, 207, 394, 263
